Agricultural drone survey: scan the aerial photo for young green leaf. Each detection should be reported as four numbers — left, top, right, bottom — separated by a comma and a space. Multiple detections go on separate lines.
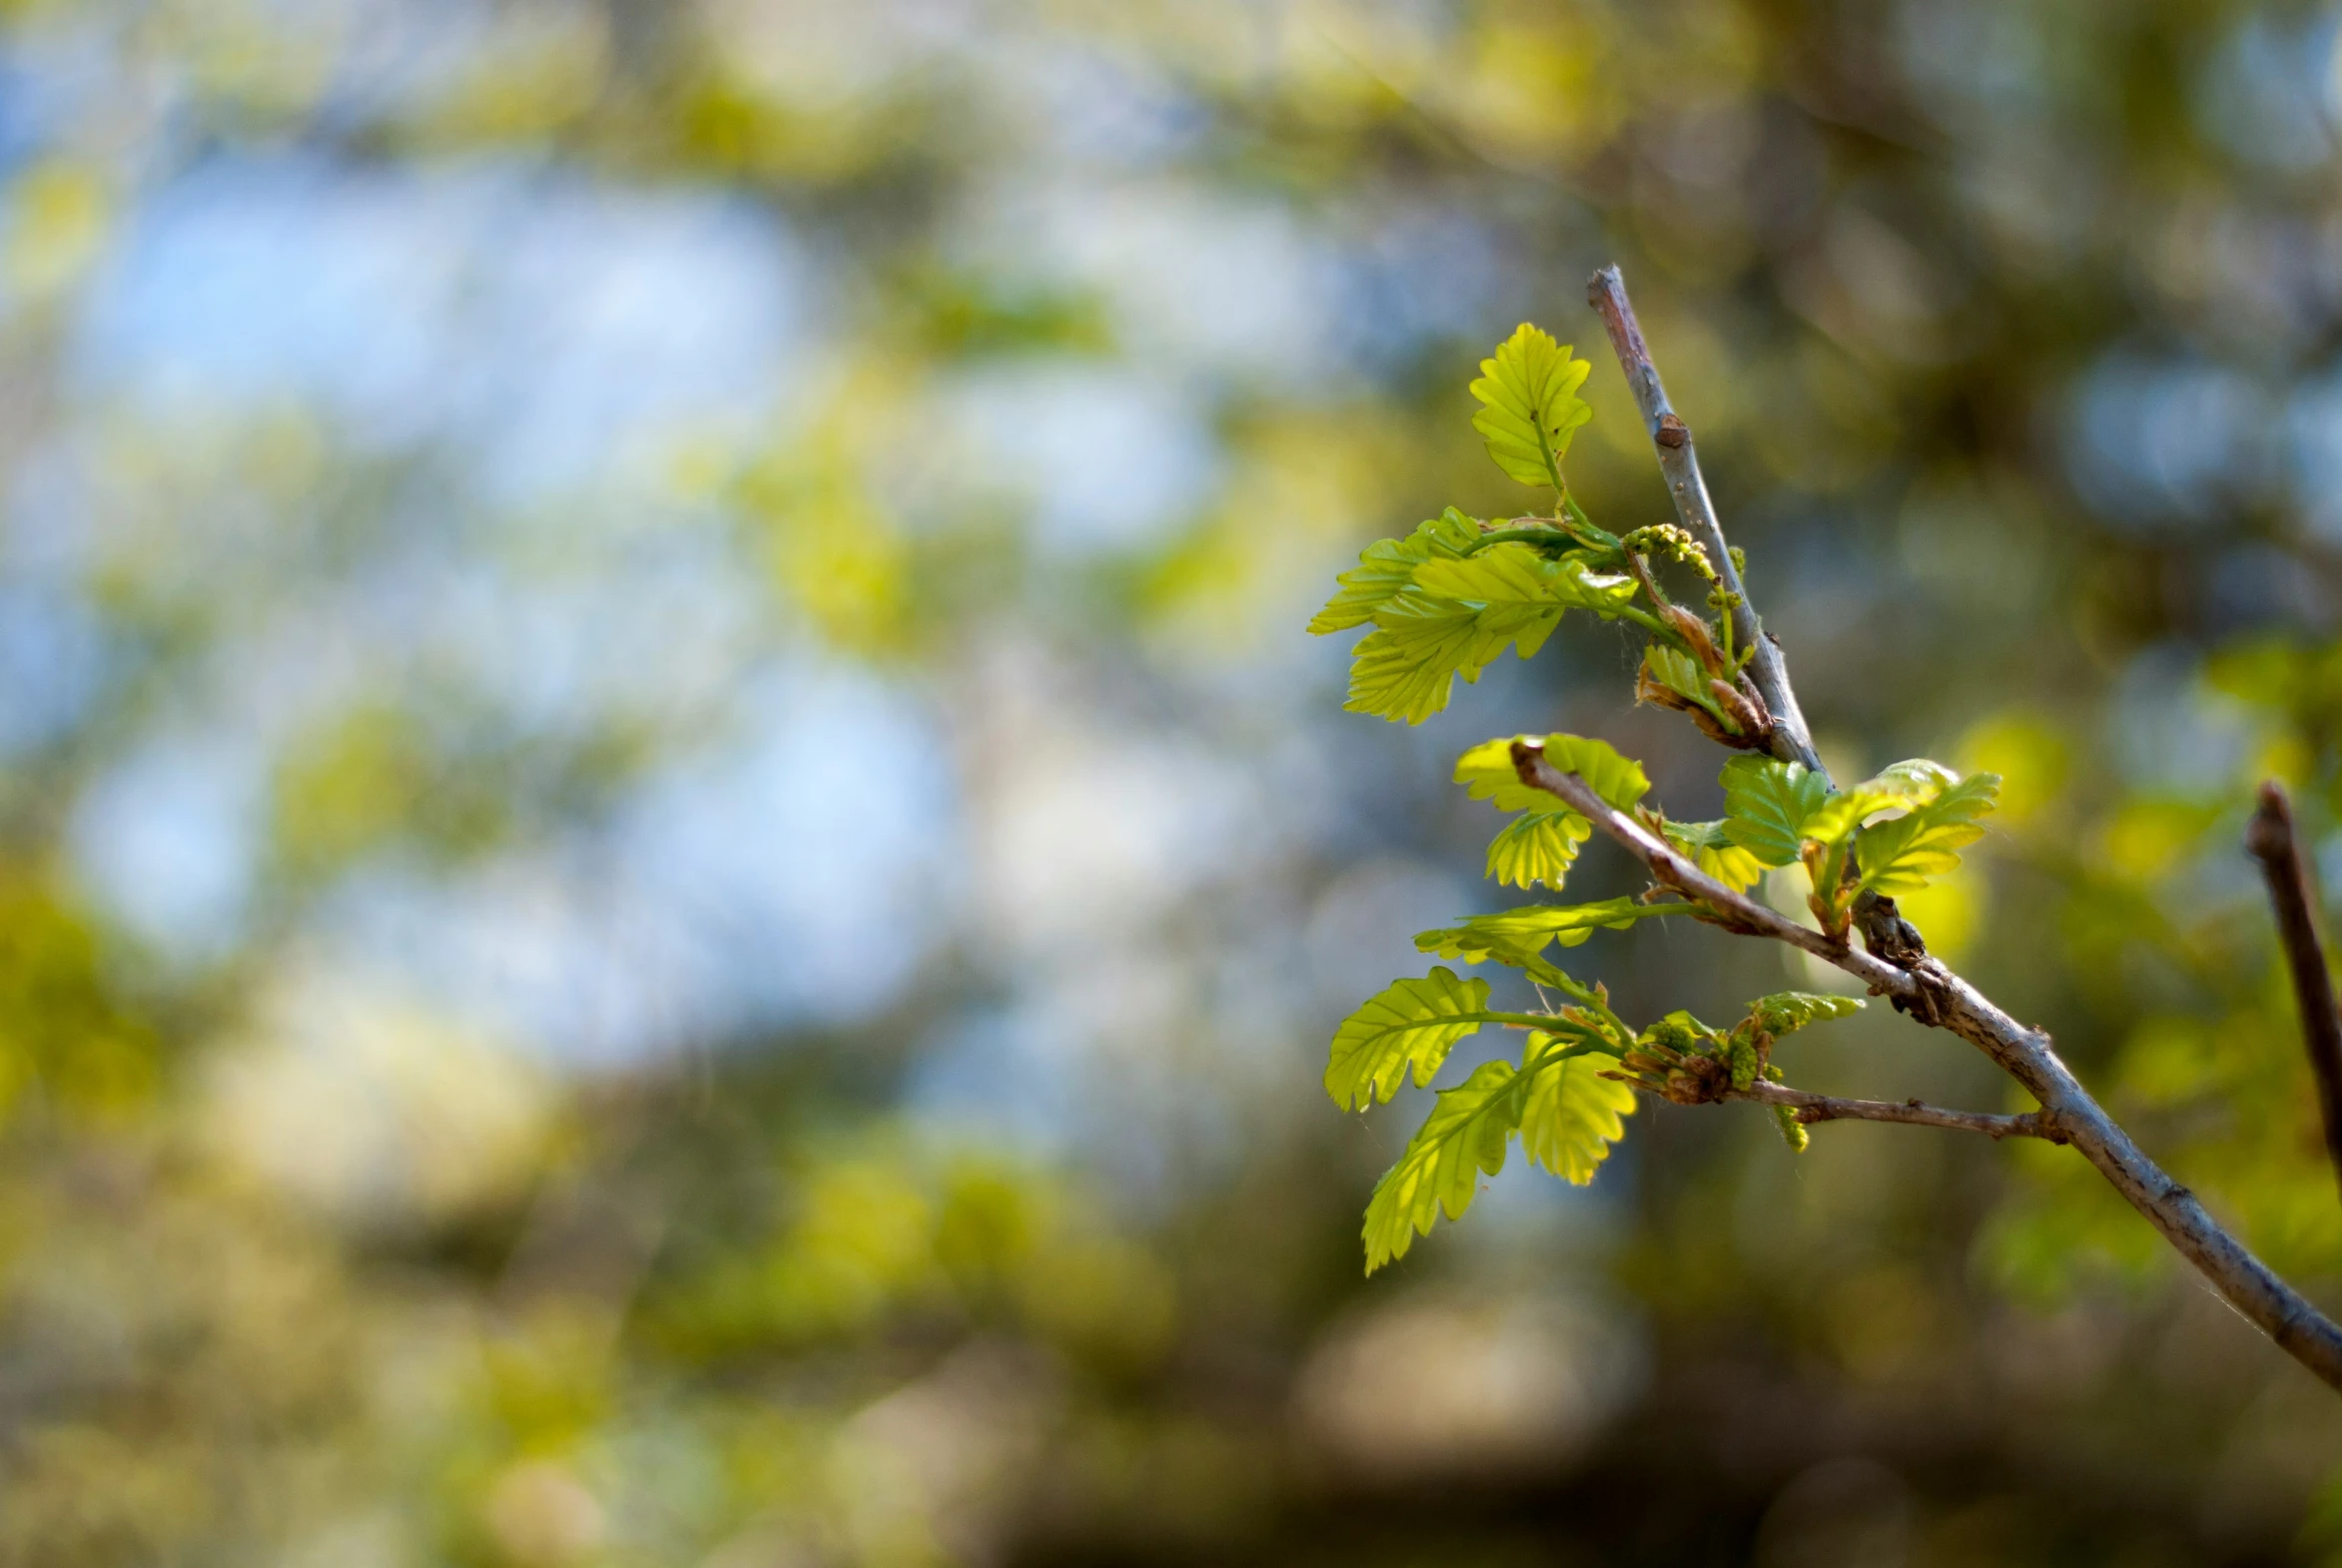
1453, 734, 1647, 891
1855, 771, 2000, 895
1408, 541, 1561, 605
1801, 759, 1959, 845
1551, 556, 1643, 616
1412, 545, 1639, 620
1518, 1044, 1638, 1183
1325, 967, 1492, 1112
1743, 991, 1864, 1038
1362, 1058, 1524, 1271
1658, 818, 1767, 892
1341, 593, 1562, 725
1484, 810, 1589, 890
1720, 755, 1832, 866
1641, 644, 1715, 706
1333, 543, 1642, 725
1415, 898, 1678, 966
1308, 508, 1481, 634
1341, 599, 1519, 723
1871, 758, 1961, 795
1469, 324, 1593, 492
1455, 733, 1649, 815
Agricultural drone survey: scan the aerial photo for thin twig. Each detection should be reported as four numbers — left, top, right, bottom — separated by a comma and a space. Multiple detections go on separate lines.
2246, 780, 2342, 1202
1513, 739, 2342, 1391
1586, 267, 1925, 964
1732, 1080, 2065, 1142
1587, 267, 1817, 775
1511, 745, 1918, 995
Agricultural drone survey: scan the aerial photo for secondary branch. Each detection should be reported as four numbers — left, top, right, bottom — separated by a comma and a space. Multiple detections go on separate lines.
1513, 739, 2342, 1392
1587, 266, 1924, 963
2245, 780, 2342, 1201
1587, 266, 1819, 776
1732, 1079, 2063, 1141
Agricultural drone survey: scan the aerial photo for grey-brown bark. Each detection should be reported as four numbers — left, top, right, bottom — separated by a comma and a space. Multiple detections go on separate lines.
1587, 267, 1925, 964
1733, 1080, 2063, 1141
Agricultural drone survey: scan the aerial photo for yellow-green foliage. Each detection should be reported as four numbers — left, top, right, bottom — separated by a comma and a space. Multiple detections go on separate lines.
1315, 329, 1926, 1271
1469, 323, 1593, 491
1360, 1033, 1637, 1271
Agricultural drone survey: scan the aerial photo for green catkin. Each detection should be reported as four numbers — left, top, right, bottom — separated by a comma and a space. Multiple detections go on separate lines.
1620, 523, 1717, 582
1772, 1104, 1811, 1153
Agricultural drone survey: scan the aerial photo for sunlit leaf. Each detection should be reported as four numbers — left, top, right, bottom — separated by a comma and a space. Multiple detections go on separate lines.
1408, 541, 1558, 605
1454, 733, 1648, 815
1469, 323, 1593, 491
1341, 593, 1560, 725
1415, 898, 1672, 966
1362, 1059, 1523, 1271
1324, 968, 1492, 1112
1872, 758, 1961, 794
1802, 759, 1958, 845
1518, 1042, 1638, 1183
1340, 600, 1509, 723
1659, 818, 1767, 892
1308, 508, 1482, 634
1484, 810, 1589, 890
1451, 735, 1645, 891
1332, 540, 1638, 724
1550, 557, 1643, 616
1856, 771, 2001, 894
1411, 544, 1638, 618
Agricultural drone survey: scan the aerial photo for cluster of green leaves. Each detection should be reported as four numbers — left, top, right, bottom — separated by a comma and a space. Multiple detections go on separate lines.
1718, 754, 2001, 936
1316, 326, 2007, 1271
1451, 732, 1643, 891
1323, 724, 1992, 1267
1325, 944, 1863, 1269
1308, 325, 1748, 726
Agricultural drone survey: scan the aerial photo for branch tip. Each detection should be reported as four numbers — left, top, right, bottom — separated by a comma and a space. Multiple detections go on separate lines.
1583, 264, 1820, 777
2244, 777, 2342, 1208
2248, 778, 2298, 863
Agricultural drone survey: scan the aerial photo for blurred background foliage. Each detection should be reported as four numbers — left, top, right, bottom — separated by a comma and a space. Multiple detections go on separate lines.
2, 0, 2342, 1563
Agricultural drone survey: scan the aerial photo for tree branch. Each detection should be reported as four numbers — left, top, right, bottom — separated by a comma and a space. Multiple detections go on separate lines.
1587, 267, 1817, 775
1512, 738, 2342, 1392
1732, 1080, 2065, 1142
2245, 779, 2342, 1202
1512, 744, 1915, 994
1587, 266, 1925, 963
